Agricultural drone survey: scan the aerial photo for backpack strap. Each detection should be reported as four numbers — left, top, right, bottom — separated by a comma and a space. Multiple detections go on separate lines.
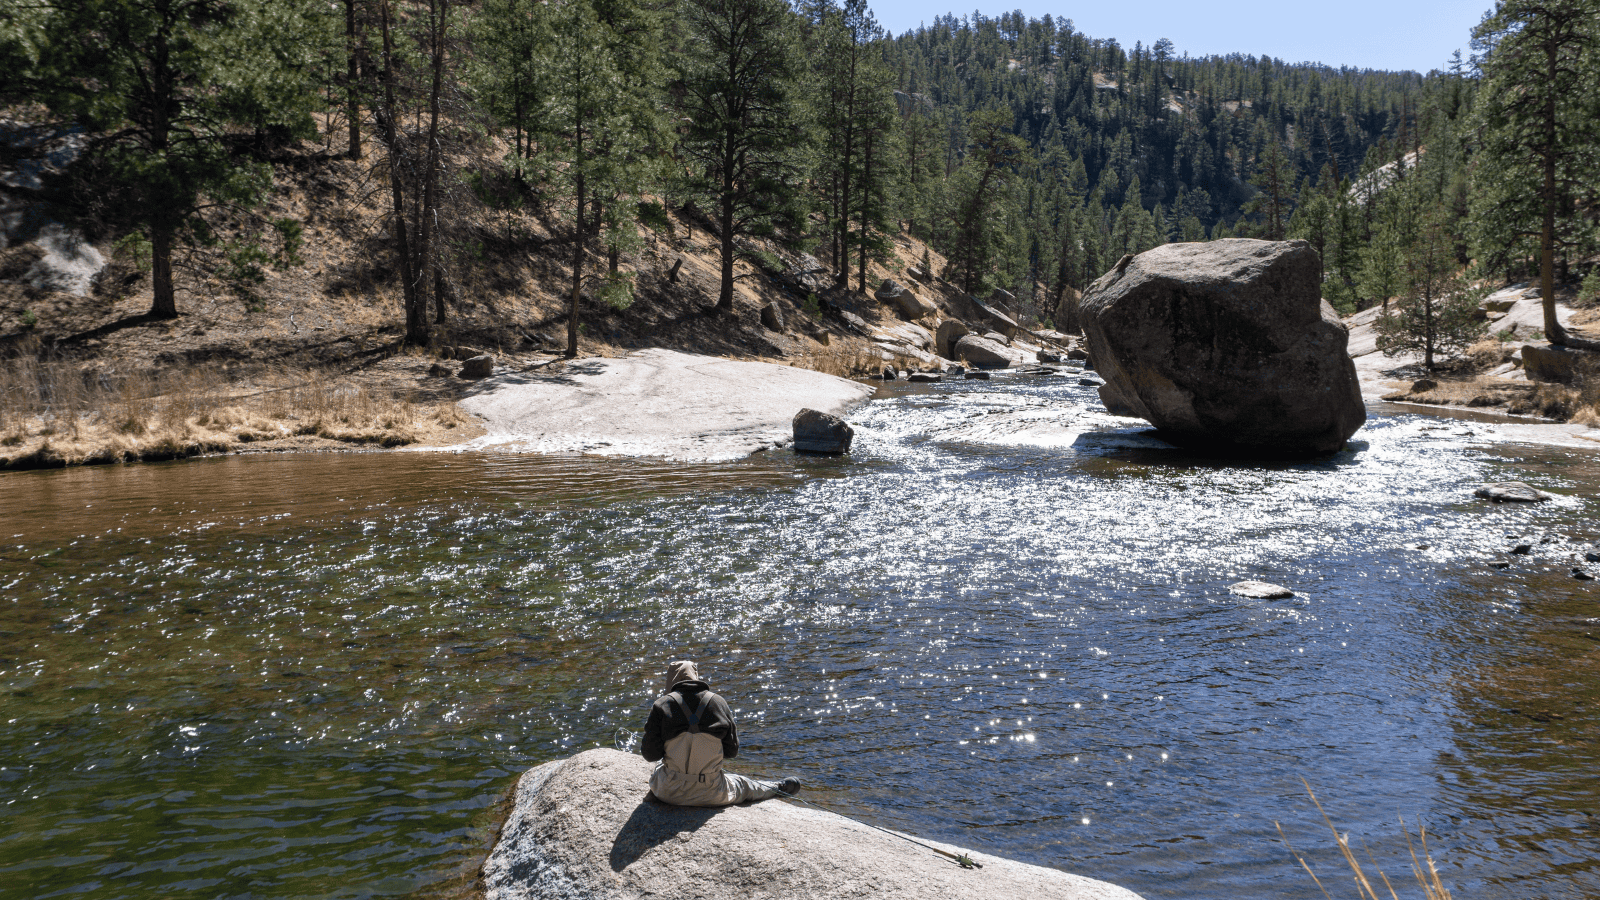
670, 691, 703, 734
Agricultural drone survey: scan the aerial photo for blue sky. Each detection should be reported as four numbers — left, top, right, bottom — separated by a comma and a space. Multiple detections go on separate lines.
870, 0, 1492, 73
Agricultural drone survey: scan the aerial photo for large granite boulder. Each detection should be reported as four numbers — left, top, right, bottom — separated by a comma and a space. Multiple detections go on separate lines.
1079, 239, 1365, 456
793, 408, 853, 454
877, 279, 937, 319
954, 334, 1015, 369
970, 295, 1022, 340
1521, 343, 1581, 384
482, 749, 1144, 900
936, 319, 971, 358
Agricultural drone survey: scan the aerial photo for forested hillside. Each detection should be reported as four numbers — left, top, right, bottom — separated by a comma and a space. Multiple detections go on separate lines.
2, 0, 1596, 351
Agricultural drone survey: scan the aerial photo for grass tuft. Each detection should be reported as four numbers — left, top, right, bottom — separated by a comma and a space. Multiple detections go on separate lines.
1276, 780, 1452, 900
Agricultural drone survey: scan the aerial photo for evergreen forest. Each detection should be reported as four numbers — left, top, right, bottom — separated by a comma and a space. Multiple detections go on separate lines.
4, 0, 1598, 349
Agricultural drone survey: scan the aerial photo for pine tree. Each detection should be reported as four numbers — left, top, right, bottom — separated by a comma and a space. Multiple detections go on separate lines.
944, 108, 1028, 292
25, 0, 332, 319
1375, 207, 1485, 368
674, 0, 805, 314
1469, 0, 1600, 347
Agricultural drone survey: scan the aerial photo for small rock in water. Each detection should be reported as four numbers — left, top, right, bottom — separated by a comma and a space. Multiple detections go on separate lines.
1489, 560, 1512, 569
880, 364, 898, 381
907, 372, 942, 383
1474, 482, 1551, 503
1229, 580, 1295, 599
1572, 568, 1594, 581
1078, 375, 1105, 386
1586, 550, 1600, 563
1037, 350, 1063, 364
963, 370, 991, 380
792, 408, 853, 455
1511, 544, 1533, 555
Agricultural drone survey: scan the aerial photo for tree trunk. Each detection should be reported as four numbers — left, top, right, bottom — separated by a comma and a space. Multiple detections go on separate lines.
150, 225, 177, 318
380, 1, 425, 346
716, 116, 736, 313
414, 0, 447, 344
1541, 37, 1566, 345
568, 170, 585, 357
857, 129, 872, 292
346, 0, 362, 160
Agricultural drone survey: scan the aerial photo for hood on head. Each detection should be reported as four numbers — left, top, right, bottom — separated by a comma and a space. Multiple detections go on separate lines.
662, 659, 702, 693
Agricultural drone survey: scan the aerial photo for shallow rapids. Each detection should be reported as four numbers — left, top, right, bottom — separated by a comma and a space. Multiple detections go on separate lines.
2, 373, 1597, 900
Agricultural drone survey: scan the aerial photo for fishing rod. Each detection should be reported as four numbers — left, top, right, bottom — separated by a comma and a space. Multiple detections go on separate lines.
774, 786, 984, 870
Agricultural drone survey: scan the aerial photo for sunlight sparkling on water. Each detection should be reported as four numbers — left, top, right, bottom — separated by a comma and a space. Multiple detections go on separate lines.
1, 373, 1598, 900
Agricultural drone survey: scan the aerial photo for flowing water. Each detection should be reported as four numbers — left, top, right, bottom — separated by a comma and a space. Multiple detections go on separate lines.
3, 374, 1598, 900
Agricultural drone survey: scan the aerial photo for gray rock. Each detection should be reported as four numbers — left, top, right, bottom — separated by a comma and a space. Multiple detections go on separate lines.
970, 296, 1022, 339
908, 372, 942, 382
1586, 549, 1600, 563
878, 280, 936, 319
880, 364, 898, 381
793, 407, 853, 454
1475, 482, 1551, 503
1521, 344, 1580, 384
483, 749, 1144, 900
1038, 350, 1063, 364
451, 345, 485, 361
906, 265, 930, 283
1078, 376, 1105, 387
1511, 543, 1533, 555
1573, 568, 1594, 581
760, 303, 785, 332
981, 331, 1009, 345
963, 370, 991, 380
1489, 560, 1512, 569
936, 319, 971, 358
1079, 239, 1365, 457
1066, 347, 1089, 361
954, 334, 1014, 369
1229, 580, 1294, 599
458, 355, 495, 379
838, 310, 869, 333
874, 278, 909, 303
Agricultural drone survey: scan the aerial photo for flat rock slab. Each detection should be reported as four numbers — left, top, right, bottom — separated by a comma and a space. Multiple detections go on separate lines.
456, 349, 872, 461
483, 749, 1144, 900
1229, 580, 1295, 599
1474, 482, 1552, 503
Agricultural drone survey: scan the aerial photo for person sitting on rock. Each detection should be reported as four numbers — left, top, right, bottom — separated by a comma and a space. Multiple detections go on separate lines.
641, 659, 801, 806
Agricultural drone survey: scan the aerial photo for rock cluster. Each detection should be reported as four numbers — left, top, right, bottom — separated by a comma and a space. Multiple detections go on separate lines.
482, 749, 1146, 900
1079, 239, 1365, 457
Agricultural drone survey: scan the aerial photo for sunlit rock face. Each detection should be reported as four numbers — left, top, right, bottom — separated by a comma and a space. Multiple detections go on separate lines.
1079, 239, 1365, 457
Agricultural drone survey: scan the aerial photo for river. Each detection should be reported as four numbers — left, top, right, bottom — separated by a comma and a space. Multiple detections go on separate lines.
2, 373, 1597, 900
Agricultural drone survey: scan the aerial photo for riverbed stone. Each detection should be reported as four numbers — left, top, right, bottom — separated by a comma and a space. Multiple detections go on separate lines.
954, 334, 1014, 369
793, 407, 854, 454
880, 364, 898, 381
1078, 239, 1365, 457
908, 371, 942, 382
482, 749, 1145, 900
459, 355, 495, 379
1474, 482, 1551, 503
1229, 580, 1294, 599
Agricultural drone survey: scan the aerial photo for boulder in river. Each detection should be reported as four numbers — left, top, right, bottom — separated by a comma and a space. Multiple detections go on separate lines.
1229, 580, 1294, 599
908, 371, 942, 382
1079, 239, 1365, 457
482, 749, 1145, 900
793, 407, 854, 454
458, 355, 495, 379
954, 334, 1015, 369
1474, 482, 1551, 503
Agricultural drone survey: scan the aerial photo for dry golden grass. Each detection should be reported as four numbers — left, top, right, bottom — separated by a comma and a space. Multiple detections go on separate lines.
0, 354, 477, 469
1277, 781, 1453, 900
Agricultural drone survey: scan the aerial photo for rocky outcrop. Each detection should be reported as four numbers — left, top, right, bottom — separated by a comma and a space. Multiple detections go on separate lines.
793, 407, 854, 454
1079, 239, 1365, 457
954, 334, 1015, 369
483, 749, 1145, 900
971, 295, 1022, 340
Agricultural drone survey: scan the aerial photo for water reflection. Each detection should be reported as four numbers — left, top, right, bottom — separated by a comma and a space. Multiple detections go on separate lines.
1, 376, 1596, 900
